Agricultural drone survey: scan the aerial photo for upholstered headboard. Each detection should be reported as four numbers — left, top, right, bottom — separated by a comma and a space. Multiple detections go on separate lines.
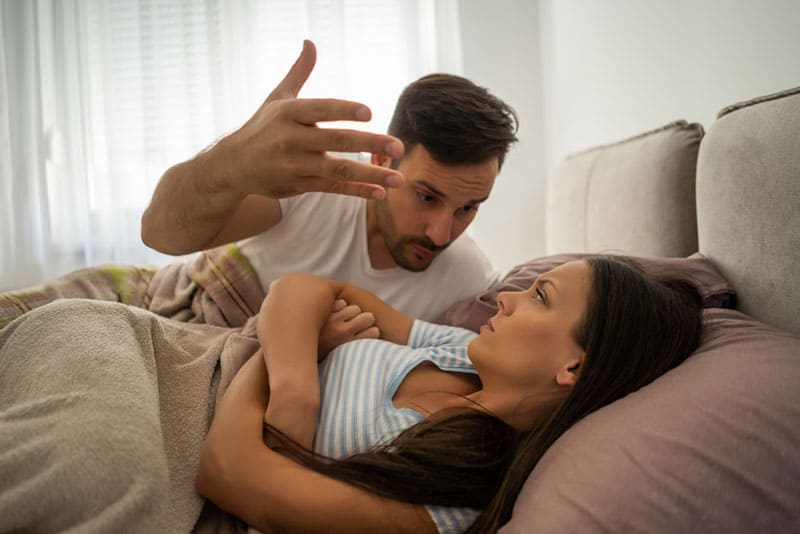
697, 86, 800, 335
546, 120, 703, 257
439, 85, 800, 533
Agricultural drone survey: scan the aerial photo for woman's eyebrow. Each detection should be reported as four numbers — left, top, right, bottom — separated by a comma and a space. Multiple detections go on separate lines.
540, 279, 559, 293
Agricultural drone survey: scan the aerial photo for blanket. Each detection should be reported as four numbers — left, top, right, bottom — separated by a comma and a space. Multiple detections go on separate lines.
0, 244, 266, 330
0, 298, 261, 532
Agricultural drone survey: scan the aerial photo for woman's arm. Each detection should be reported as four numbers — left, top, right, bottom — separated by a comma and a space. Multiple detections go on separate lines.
197, 352, 436, 533
257, 273, 414, 448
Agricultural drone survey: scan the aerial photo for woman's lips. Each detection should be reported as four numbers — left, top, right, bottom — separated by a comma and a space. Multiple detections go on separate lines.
481, 318, 495, 332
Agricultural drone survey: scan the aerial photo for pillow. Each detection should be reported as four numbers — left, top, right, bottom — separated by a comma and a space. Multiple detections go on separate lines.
435, 252, 735, 332
499, 308, 800, 533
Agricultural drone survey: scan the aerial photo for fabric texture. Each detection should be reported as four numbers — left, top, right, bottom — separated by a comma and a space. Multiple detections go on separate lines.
0, 302, 482, 533
696, 85, 800, 335
435, 252, 735, 333
499, 308, 800, 533
315, 320, 480, 533
238, 192, 500, 321
0, 299, 260, 533
546, 120, 703, 257
0, 244, 265, 330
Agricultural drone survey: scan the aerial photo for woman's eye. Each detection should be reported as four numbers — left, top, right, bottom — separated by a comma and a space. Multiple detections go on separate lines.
535, 289, 546, 303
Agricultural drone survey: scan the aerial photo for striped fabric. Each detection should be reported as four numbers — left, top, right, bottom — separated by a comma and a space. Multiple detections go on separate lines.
0, 244, 265, 329
315, 320, 481, 533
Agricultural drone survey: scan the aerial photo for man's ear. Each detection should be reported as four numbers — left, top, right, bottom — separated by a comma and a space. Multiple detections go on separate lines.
371, 153, 392, 168
555, 356, 583, 387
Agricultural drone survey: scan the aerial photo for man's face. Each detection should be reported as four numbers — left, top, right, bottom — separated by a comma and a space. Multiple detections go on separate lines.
374, 144, 498, 271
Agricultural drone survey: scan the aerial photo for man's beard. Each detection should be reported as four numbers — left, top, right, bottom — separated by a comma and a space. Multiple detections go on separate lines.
387, 236, 448, 272
376, 201, 449, 272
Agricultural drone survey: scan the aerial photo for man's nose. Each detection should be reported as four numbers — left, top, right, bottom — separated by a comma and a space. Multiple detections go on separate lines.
425, 209, 454, 247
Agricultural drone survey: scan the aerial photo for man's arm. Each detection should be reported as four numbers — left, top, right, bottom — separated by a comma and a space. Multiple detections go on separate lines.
141, 40, 404, 255
196, 353, 436, 533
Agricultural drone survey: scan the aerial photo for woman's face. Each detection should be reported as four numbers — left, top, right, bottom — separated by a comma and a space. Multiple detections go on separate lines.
468, 260, 592, 415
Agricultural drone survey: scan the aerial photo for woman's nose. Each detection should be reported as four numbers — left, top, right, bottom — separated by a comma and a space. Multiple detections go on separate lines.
497, 292, 513, 314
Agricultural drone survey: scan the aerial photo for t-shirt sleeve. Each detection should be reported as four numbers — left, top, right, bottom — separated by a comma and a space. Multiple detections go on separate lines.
425, 504, 481, 533
407, 320, 478, 350
277, 195, 299, 218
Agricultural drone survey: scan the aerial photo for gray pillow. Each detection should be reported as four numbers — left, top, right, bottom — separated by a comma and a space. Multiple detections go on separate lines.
499, 308, 800, 533
435, 252, 735, 333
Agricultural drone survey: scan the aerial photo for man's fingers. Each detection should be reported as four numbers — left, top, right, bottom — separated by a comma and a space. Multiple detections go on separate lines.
296, 126, 404, 160
287, 98, 381, 127
303, 152, 404, 189
300, 176, 391, 200
268, 39, 317, 101
332, 299, 347, 312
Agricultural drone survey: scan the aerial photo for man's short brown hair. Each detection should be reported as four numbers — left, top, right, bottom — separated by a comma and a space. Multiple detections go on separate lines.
387, 74, 518, 170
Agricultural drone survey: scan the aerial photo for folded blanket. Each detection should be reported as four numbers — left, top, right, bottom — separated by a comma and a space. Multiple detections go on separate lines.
0, 299, 260, 532
0, 244, 265, 330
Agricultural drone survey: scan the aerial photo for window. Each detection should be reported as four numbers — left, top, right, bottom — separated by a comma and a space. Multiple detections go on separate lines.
0, 0, 462, 290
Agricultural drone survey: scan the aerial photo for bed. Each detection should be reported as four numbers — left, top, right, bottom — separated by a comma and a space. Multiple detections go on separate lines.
437, 85, 800, 532
1, 85, 798, 532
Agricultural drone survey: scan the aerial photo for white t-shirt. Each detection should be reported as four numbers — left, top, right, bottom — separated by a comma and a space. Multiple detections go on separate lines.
238, 193, 500, 321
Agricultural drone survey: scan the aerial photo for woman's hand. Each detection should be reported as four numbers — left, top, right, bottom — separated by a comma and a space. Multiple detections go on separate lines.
256, 273, 413, 448
318, 299, 380, 359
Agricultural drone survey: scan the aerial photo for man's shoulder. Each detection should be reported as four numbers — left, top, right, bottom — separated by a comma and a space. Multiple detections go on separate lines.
437, 233, 495, 272
281, 192, 364, 218
420, 233, 500, 289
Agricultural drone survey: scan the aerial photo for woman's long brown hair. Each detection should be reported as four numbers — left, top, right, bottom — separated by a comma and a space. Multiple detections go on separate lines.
266, 256, 704, 531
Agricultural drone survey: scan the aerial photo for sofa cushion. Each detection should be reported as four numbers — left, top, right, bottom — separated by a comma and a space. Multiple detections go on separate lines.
696, 86, 800, 335
435, 252, 734, 333
546, 120, 703, 257
499, 308, 800, 533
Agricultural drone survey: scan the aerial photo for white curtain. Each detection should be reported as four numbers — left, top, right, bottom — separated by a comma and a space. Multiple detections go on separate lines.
0, 0, 463, 291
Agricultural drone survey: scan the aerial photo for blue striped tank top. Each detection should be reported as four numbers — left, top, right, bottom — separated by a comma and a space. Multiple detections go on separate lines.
314, 320, 480, 533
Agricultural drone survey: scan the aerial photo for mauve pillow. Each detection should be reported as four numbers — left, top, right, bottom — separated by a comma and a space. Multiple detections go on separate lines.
499, 308, 800, 533
435, 252, 735, 332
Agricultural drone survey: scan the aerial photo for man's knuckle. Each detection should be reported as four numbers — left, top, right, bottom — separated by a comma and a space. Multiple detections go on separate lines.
331, 132, 353, 152
331, 162, 350, 180
327, 181, 344, 195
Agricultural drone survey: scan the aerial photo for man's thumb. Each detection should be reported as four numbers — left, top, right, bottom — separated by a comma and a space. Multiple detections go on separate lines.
269, 39, 317, 100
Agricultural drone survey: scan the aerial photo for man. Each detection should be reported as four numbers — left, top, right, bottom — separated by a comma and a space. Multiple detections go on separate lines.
142, 40, 518, 322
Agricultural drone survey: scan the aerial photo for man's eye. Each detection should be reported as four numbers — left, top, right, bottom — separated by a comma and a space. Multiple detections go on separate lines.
417, 191, 436, 203
462, 204, 478, 213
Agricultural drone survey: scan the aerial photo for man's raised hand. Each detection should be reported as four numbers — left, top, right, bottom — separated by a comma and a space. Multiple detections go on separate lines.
219, 39, 405, 201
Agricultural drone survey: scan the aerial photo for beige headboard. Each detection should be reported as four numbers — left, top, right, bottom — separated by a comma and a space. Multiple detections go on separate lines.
696, 86, 800, 335
546, 121, 703, 257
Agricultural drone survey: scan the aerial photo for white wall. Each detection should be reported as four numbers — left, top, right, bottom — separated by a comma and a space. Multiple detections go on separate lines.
458, 0, 800, 271
458, 0, 545, 274
538, 0, 800, 180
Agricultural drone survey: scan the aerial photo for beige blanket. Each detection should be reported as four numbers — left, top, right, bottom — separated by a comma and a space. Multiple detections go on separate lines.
0, 244, 266, 330
0, 298, 260, 532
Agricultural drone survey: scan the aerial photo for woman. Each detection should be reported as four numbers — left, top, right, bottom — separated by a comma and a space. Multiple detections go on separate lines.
196, 255, 704, 532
